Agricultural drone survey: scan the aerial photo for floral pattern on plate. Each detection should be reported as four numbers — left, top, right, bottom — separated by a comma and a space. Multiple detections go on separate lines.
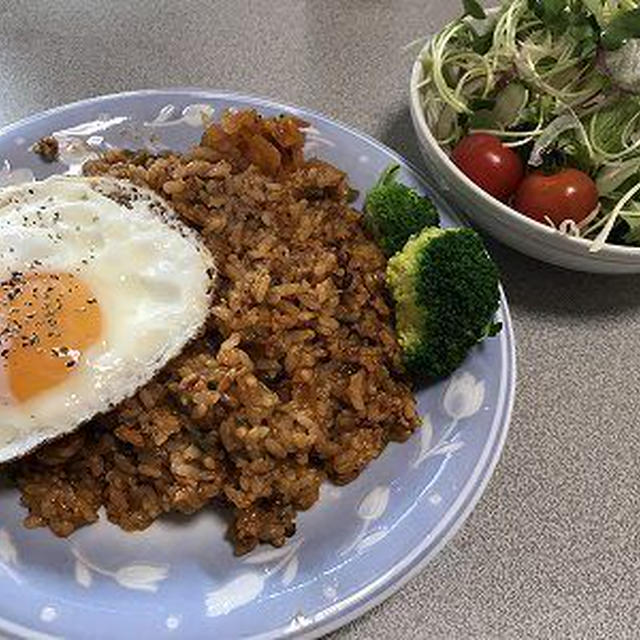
0, 90, 515, 640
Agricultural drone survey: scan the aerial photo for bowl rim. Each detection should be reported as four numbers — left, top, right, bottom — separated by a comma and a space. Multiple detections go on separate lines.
408, 29, 640, 263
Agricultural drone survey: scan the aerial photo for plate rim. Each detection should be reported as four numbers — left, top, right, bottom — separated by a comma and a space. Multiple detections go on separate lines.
0, 88, 517, 640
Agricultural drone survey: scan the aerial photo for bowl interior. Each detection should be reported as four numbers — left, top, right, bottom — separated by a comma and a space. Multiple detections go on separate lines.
408, 34, 640, 270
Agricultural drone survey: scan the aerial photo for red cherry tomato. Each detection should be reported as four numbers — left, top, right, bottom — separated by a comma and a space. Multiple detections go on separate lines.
513, 169, 599, 226
452, 133, 524, 201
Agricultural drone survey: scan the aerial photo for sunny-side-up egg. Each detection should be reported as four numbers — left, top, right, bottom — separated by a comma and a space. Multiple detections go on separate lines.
0, 175, 216, 463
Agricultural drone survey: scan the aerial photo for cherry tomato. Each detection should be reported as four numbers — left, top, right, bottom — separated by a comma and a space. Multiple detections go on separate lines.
513, 169, 599, 226
452, 133, 524, 201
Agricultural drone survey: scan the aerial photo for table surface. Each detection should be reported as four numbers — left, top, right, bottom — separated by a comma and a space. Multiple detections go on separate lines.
2, 1, 639, 638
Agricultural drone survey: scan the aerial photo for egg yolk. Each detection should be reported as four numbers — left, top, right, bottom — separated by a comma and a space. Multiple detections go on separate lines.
1, 272, 102, 403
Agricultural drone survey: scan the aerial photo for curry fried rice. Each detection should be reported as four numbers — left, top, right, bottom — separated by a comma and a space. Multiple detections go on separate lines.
6, 110, 419, 554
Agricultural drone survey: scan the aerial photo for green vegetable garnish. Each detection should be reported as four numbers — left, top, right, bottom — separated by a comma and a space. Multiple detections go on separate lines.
364, 165, 439, 257
601, 7, 640, 50
590, 97, 640, 155
462, 0, 487, 20
386, 227, 501, 380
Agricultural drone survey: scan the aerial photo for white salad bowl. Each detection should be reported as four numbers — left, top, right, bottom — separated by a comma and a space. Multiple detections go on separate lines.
409, 40, 640, 274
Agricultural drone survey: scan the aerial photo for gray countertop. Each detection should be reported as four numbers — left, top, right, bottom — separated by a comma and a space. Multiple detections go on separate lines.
2, 1, 639, 638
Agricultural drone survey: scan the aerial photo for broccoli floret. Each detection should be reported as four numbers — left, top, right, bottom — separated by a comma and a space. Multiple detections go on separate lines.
387, 226, 501, 380
364, 164, 439, 256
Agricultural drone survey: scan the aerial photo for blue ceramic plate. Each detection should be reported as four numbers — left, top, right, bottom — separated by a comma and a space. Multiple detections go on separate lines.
0, 90, 516, 640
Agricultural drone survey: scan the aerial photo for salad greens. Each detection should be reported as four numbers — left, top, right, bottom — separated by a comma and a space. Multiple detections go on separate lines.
417, 0, 640, 250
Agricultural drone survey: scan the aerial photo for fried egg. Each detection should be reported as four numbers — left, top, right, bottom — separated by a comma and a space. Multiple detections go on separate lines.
0, 175, 216, 462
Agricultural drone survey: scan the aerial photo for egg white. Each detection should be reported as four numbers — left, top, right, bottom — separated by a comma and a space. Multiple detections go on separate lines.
0, 175, 216, 462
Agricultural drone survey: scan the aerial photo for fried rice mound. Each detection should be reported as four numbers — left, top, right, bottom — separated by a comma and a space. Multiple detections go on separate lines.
7, 110, 419, 554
